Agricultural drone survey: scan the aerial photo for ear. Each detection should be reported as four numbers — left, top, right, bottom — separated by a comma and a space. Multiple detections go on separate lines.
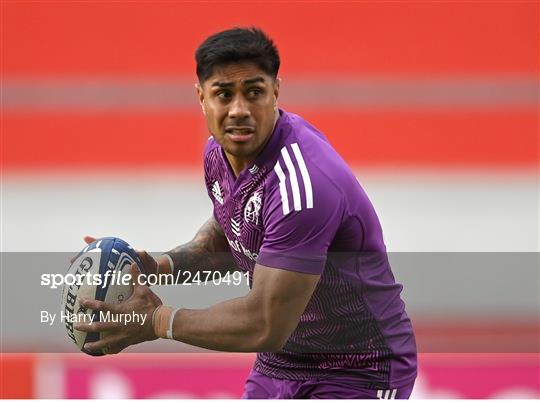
273, 77, 281, 103
273, 78, 281, 111
195, 83, 206, 115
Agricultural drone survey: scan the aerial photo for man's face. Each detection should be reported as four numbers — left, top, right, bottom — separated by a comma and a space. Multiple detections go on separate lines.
197, 63, 279, 163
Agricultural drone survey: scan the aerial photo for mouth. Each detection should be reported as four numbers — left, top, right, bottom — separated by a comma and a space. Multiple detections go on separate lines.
225, 127, 255, 143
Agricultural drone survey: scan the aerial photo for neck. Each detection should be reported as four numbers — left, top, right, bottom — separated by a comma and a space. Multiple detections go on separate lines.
225, 110, 280, 177
226, 155, 254, 178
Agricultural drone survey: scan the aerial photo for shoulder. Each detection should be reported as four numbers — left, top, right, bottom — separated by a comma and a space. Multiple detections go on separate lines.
278, 111, 352, 183
204, 136, 221, 162
263, 112, 355, 215
203, 137, 223, 176
203, 137, 226, 201
264, 141, 340, 219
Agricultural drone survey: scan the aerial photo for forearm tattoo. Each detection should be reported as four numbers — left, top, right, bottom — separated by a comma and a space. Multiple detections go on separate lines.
167, 217, 238, 280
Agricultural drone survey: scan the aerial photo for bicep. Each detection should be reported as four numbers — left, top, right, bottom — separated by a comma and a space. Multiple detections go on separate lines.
249, 263, 320, 347
193, 216, 230, 253
168, 215, 236, 278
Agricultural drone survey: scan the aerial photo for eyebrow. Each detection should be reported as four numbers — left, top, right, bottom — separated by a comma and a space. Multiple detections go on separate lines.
211, 76, 266, 88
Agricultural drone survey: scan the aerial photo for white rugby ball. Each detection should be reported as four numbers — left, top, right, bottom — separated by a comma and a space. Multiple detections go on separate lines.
60, 237, 144, 355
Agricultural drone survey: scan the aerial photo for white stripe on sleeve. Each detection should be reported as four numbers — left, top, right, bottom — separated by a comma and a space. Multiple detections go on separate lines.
274, 161, 290, 215
281, 147, 301, 211
291, 143, 313, 209
390, 389, 397, 399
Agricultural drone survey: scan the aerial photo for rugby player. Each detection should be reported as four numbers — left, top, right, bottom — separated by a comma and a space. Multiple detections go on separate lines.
77, 27, 417, 399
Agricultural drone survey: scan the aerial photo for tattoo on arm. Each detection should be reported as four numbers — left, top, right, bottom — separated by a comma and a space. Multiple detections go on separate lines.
167, 217, 238, 280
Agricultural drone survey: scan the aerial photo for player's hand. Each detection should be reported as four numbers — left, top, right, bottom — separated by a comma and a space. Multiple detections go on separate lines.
70, 236, 160, 277
134, 249, 160, 277
74, 265, 162, 355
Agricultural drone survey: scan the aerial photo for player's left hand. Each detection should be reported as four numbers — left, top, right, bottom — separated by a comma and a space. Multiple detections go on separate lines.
74, 265, 162, 355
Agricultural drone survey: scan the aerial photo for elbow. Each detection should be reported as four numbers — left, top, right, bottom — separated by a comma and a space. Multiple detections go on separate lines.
256, 336, 287, 352
255, 327, 290, 352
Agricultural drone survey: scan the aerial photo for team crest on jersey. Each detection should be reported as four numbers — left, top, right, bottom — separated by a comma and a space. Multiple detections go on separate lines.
212, 181, 224, 205
244, 192, 262, 225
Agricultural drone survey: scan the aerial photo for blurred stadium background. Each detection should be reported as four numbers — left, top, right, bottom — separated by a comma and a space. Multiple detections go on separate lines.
1, 1, 538, 398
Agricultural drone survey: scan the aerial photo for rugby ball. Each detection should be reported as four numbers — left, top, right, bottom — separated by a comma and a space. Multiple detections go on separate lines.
60, 237, 144, 356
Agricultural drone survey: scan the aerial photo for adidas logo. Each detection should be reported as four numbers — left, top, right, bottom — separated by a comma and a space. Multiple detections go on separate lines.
212, 181, 224, 205
231, 218, 241, 236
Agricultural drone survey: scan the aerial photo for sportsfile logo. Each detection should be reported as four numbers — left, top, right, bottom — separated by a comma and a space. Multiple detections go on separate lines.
212, 181, 224, 205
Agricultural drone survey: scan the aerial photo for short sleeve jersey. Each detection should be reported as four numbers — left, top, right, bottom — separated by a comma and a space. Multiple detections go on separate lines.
204, 110, 417, 389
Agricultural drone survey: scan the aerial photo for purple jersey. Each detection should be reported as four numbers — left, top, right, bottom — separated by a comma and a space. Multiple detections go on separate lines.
204, 110, 417, 389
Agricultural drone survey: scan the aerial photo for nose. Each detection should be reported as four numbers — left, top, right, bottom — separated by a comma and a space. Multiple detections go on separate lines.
228, 95, 251, 119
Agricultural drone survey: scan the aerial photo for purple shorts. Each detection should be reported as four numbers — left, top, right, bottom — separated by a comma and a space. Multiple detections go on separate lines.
242, 369, 415, 399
